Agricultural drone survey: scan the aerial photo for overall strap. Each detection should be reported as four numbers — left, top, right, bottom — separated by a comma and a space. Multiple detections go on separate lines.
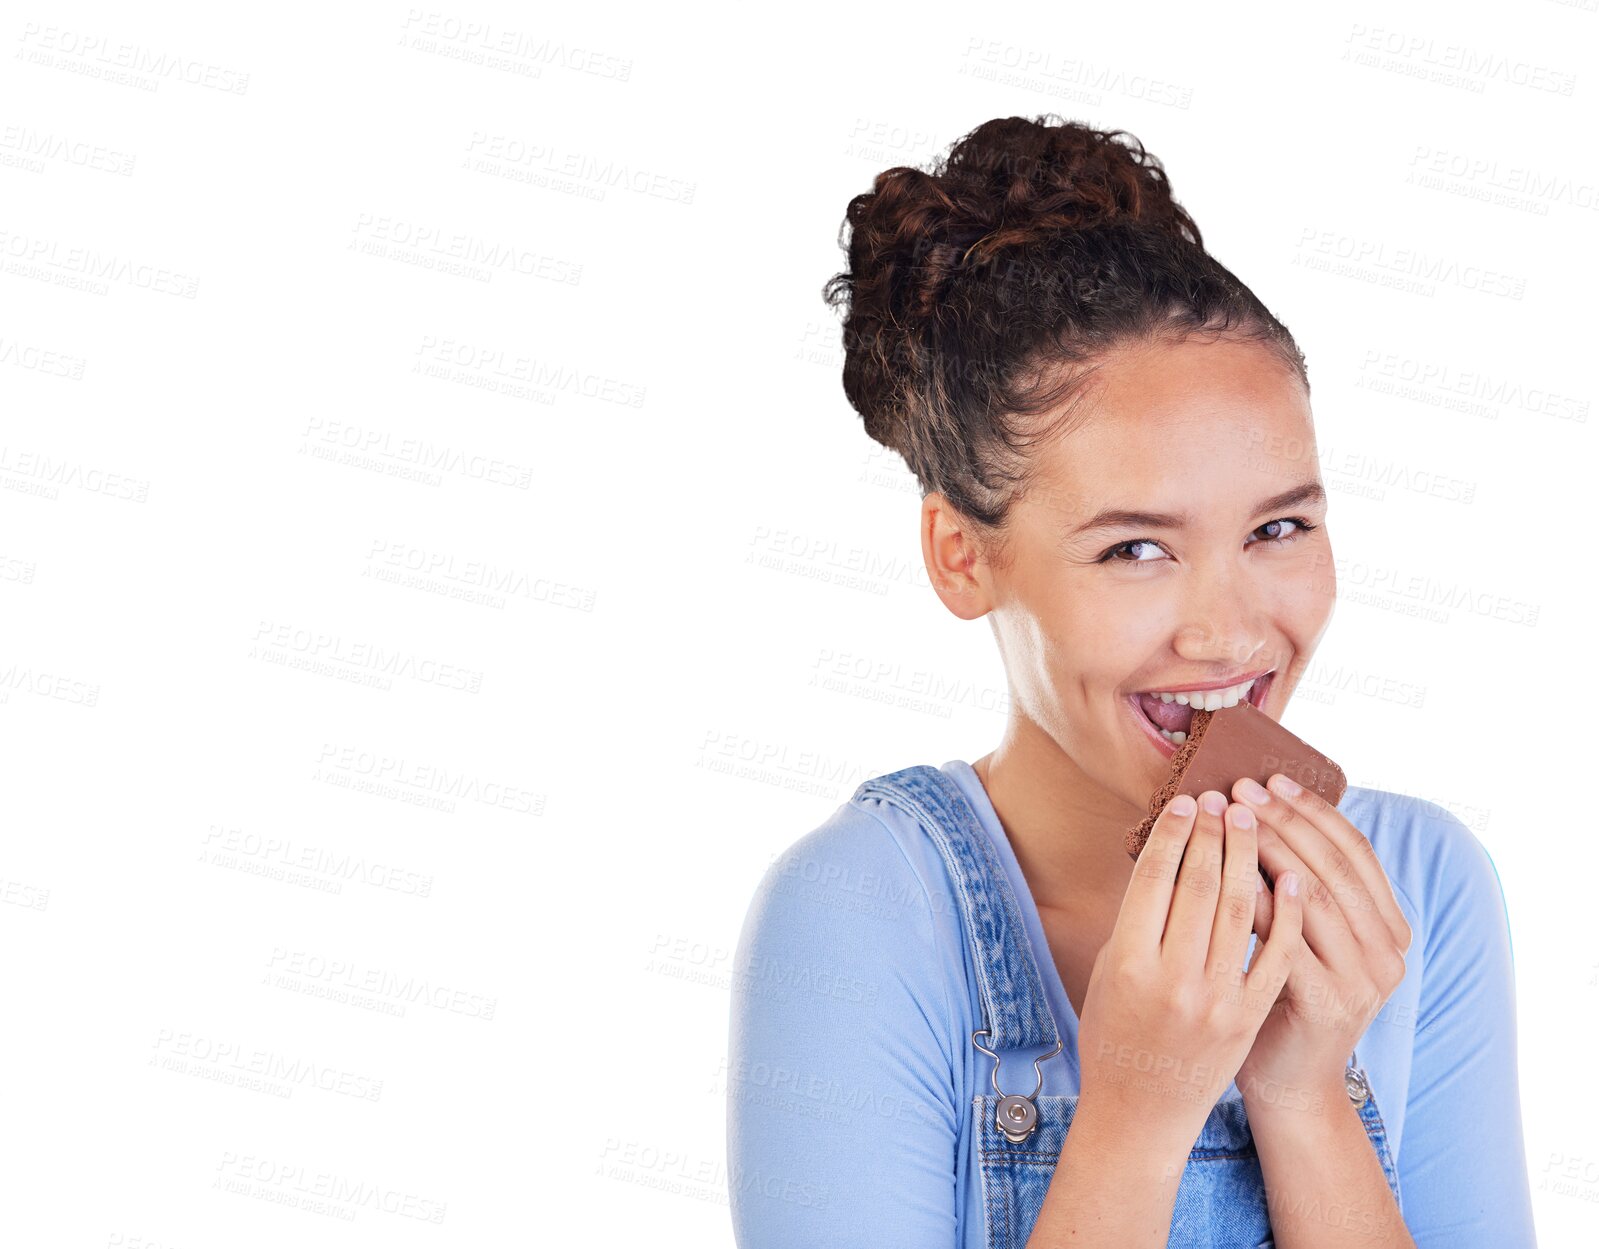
852, 764, 1059, 1054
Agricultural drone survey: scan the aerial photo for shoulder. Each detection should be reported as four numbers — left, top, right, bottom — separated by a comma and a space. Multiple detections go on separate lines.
736, 769, 960, 949
729, 771, 968, 1106
727, 773, 969, 1240
1337, 783, 1511, 946
733, 773, 962, 1012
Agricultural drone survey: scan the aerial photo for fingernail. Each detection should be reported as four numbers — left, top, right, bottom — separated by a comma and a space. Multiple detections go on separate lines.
1269, 774, 1302, 799
1284, 870, 1300, 896
1201, 790, 1226, 815
1238, 777, 1271, 805
1232, 806, 1254, 828
1170, 794, 1196, 816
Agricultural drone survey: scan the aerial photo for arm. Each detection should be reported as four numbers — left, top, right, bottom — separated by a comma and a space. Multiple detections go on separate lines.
1025, 1086, 1198, 1248
1244, 1076, 1414, 1247
726, 808, 962, 1247
1241, 804, 1536, 1248
1392, 811, 1536, 1247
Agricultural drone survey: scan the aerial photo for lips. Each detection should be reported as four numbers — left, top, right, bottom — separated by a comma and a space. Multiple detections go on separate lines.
1127, 671, 1274, 758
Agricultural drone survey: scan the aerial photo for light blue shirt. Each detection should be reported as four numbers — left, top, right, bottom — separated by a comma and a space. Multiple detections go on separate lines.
726, 760, 1535, 1247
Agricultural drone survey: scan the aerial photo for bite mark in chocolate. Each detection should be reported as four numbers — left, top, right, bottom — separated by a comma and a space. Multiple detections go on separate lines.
1124, 702, 1347, 861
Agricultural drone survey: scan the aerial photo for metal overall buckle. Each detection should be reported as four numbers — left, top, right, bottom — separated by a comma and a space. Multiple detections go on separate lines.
971, 1029, 1063, 1144
1344, 1048, 1370, 1107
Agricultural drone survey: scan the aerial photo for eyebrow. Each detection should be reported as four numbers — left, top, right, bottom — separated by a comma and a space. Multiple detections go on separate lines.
1068, 482, 1327, 538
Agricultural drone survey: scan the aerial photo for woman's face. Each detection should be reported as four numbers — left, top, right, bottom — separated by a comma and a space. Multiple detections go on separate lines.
928, 335, 1337, 812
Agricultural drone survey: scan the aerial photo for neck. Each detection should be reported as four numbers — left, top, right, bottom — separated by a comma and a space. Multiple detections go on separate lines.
971, 718, 1141, 915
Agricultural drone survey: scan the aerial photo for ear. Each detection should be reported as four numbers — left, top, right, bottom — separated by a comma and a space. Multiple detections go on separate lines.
920, 493, 994, 621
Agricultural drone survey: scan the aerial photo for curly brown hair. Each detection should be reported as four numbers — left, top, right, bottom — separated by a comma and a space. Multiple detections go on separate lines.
823, 114, 1308, 564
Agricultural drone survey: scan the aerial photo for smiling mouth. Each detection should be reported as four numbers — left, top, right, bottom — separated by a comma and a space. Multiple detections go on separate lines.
1127, 671, 1275, 755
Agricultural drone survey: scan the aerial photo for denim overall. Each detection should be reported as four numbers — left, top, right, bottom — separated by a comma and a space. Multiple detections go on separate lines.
852, 765, 1403, 1249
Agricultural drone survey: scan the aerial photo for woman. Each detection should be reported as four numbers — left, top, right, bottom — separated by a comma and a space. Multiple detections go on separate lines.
726, 116, 1534, 1248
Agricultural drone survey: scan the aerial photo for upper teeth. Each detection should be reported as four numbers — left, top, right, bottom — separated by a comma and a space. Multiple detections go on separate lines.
1156, 677, 1259, 711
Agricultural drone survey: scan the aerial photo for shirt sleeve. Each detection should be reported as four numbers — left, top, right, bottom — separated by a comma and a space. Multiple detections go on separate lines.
726, 804, 962, 1247
1399, 809, 1537, 1248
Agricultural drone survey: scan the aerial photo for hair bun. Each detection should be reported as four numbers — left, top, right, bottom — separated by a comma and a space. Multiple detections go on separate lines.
824, 116, 1203, 448
822, 113, 1302, 537
921, 115, 1202, 272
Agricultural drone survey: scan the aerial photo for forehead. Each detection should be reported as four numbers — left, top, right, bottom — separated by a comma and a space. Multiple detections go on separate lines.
1027, 337, 1318, 516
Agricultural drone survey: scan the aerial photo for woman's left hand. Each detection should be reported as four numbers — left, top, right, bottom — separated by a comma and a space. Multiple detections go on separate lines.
1227, 773, 1413, 1106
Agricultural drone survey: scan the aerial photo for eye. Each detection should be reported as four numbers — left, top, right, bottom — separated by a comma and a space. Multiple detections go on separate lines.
1097, 537, 1170, 566
1249, 516, 1318, 547
1095, 517, 1319, 567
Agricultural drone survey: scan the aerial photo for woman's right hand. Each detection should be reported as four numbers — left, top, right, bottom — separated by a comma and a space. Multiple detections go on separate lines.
1076, 790, 1303, 1146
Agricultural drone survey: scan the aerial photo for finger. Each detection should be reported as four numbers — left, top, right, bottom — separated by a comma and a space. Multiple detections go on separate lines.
1247, 873, 1281, 1002
1245, 868, 1305, 1009
1163, 790, 1228, 967
1236, 775, 1411, 955
1255, 865, 1273, 934
1256, 825, 1361, 970
1250, 864, 1273, 947
1207, 802, 1259, 987
1120, 793, 1200, 951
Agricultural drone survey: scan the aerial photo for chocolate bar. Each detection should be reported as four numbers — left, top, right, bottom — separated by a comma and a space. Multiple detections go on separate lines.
1124, 701, 1347, 861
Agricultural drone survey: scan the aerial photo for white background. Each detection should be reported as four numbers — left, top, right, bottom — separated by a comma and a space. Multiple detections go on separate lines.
2, 1, 1595, 1244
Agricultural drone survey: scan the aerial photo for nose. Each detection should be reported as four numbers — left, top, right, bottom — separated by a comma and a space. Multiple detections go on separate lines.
1172, 572, 1268, 672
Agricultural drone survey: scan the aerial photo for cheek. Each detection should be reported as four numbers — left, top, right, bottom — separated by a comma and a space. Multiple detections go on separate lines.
1288, 540, 1337, 632
1005, 597, 1105, 707
992, 610, 1066, 715
1035, 591, 1137, 674
1272, 518, 1330, 589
